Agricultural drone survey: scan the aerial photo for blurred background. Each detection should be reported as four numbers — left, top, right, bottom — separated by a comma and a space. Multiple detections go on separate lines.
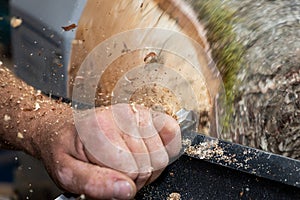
0, 0, 61, 199
0, 0, 10, 65
0, 0, 10, 53
0, 0, 16, 199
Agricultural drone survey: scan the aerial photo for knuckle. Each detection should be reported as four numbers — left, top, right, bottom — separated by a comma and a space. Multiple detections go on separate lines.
126, 171, 139, 181
55, 166, 75, 190
151, 150, 169, 170
83, 175, 106, 198
165, 117, 181, 134
139, 171, 152, 181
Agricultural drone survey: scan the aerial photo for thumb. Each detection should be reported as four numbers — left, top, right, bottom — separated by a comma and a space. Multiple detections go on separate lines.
54, 154, 137, 200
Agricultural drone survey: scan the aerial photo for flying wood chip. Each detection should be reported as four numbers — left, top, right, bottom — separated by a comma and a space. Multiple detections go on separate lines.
61, 23, 77, 31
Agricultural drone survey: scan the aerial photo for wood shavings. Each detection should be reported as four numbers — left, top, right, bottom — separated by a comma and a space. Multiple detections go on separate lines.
36, 90, 42, 96
0, 61, 2, 66
61, 23, 77, 31
10, 16, 22, 28
17, 132, 24, 139
144, 52, 158, 63
185, 140, 219, 159
185, 139, 237, 164
4, 114, 11, 121
182, 138, 192, 146
131, 103, 138, 113
167, 192, 181, 200
124, 75, 132, 83
34, 102, 40, 111
72, 39, 84, 45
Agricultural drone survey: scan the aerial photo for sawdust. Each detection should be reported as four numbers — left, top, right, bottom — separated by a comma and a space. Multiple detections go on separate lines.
0, 66, 73, 154
4, 114, 11, 121
129, 84, 181, 118
10, 16, 22, 28
167, 192, 181, 200
17, 132, 24, 139
185, 139, 237, 164
61, 23, 77, 31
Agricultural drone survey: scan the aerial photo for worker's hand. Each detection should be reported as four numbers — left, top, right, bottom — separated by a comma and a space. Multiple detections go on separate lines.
37, 103, 181, 200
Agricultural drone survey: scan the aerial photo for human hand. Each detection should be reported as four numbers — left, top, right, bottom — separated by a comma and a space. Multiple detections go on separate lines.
35, 103, 181, 200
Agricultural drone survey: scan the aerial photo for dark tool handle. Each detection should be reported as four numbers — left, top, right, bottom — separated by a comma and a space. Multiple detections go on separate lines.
188, 133, 300, 188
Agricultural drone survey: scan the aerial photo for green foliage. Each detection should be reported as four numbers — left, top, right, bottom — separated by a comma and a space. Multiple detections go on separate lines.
191, 0, 245, 130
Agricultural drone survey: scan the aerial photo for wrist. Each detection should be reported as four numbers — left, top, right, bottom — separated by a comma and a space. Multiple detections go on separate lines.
0, 67, 75, 157
27, 100, 74, 160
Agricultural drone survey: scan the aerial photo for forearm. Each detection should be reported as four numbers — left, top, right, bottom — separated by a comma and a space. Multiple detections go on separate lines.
0, 66, 73, 158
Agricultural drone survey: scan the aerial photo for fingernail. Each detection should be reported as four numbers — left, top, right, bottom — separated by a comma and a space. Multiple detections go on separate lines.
113, 180, 133, 199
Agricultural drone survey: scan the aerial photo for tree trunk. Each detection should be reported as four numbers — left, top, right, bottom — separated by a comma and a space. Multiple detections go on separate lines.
224, 0, 300, 159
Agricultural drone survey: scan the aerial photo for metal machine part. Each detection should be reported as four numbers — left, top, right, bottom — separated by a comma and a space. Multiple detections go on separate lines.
10, 0, 86, 97
178, 109, 299, 188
